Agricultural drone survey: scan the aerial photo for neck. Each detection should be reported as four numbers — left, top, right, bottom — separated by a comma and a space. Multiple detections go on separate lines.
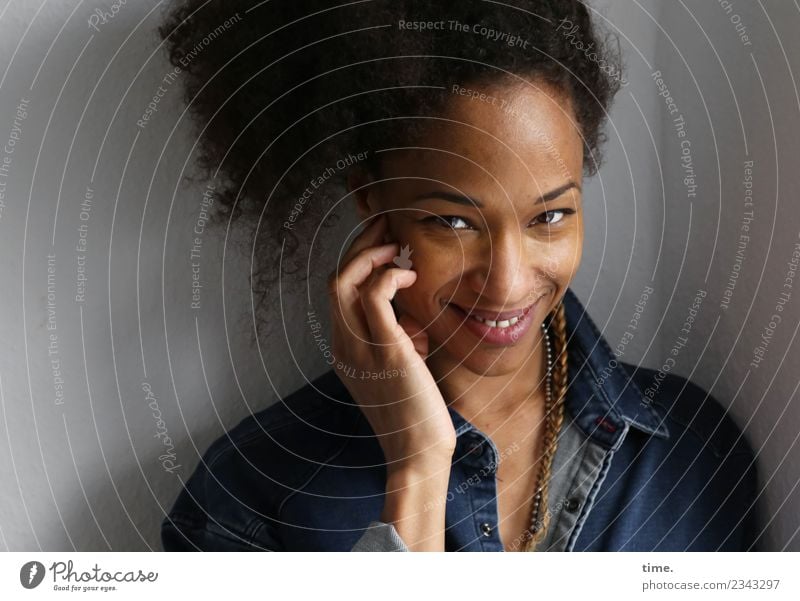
426, 326, 549, 430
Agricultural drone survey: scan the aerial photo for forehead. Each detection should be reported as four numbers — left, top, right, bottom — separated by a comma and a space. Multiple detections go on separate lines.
380, 79, 584, 193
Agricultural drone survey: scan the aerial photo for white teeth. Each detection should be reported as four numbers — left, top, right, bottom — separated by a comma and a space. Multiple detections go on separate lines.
469, 314, 521, 329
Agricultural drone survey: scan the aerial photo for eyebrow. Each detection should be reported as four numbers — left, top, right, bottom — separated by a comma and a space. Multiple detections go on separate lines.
411, 181, 581, 208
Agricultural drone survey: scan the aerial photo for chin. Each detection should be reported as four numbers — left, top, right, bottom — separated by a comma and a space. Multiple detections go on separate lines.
428, 323, 541, 372
458, 353, 533, 377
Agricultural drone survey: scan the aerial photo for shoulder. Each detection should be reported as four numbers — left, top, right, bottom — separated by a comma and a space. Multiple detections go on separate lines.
619, 360, 754, 459
161, 369, 361, 550
592, 362, 761, 550
204, 369, 358, 469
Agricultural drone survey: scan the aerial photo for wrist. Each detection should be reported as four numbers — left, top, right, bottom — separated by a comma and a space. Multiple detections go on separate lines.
381, 458, 452, 551
385, 449, 454, 479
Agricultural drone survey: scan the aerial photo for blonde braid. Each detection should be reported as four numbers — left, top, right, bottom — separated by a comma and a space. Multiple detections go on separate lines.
524, 301, 568, 552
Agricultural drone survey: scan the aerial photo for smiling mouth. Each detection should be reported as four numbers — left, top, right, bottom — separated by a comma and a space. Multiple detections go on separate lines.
444, 298, 543, 329
464, 310, 526, 329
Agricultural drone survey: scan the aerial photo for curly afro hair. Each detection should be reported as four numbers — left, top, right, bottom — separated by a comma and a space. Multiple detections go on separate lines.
158, 0, 623, 305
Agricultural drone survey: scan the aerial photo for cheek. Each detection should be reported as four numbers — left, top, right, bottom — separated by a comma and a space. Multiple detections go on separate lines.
533, 233, 583, 283
393, 235, 464, 309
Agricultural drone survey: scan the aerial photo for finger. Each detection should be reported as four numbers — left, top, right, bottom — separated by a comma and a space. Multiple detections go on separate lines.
329, 242, 399, 342
360, 267, 418, 346
335, 242, 399, 305
339, 213, 388, 269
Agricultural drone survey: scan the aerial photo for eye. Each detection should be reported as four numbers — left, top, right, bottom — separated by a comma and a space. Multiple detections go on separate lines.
423, 215, 474, 230
532, 208, 575, 226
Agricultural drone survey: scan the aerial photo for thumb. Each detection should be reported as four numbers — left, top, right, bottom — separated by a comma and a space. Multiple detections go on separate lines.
397, 312, 429, 359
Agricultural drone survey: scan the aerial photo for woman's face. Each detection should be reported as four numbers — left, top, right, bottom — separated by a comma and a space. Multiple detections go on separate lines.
352, 79, 584, 377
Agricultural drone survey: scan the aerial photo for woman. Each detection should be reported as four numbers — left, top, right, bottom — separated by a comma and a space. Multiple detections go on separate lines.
159, 0, 759, 551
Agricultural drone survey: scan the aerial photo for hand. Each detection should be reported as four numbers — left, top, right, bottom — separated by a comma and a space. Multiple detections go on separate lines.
327, 214, 457, 470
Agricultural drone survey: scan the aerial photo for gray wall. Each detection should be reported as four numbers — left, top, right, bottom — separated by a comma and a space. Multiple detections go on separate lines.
0, 0, 797, 551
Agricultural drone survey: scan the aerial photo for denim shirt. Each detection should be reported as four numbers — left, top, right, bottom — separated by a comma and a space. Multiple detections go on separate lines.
161, 288, 761, 552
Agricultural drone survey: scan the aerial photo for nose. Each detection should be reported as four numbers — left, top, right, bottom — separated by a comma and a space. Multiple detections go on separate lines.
466, 225, 541, 306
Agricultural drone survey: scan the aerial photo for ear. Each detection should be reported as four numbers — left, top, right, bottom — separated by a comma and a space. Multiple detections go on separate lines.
347, 167, 377, 222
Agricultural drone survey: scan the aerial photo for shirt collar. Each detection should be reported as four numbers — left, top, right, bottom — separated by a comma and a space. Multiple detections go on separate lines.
447, 287, 669, 448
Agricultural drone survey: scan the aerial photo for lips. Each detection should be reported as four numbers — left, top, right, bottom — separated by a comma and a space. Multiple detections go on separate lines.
447, 299, 539, 322
443, 295, 545, 346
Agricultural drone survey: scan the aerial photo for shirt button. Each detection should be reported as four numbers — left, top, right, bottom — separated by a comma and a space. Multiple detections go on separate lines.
565, 497, 580, 512
480, 522, 493, 537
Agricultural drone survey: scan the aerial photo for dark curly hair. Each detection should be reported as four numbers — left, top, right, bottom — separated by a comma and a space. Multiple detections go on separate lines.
158, 0, 622, 319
